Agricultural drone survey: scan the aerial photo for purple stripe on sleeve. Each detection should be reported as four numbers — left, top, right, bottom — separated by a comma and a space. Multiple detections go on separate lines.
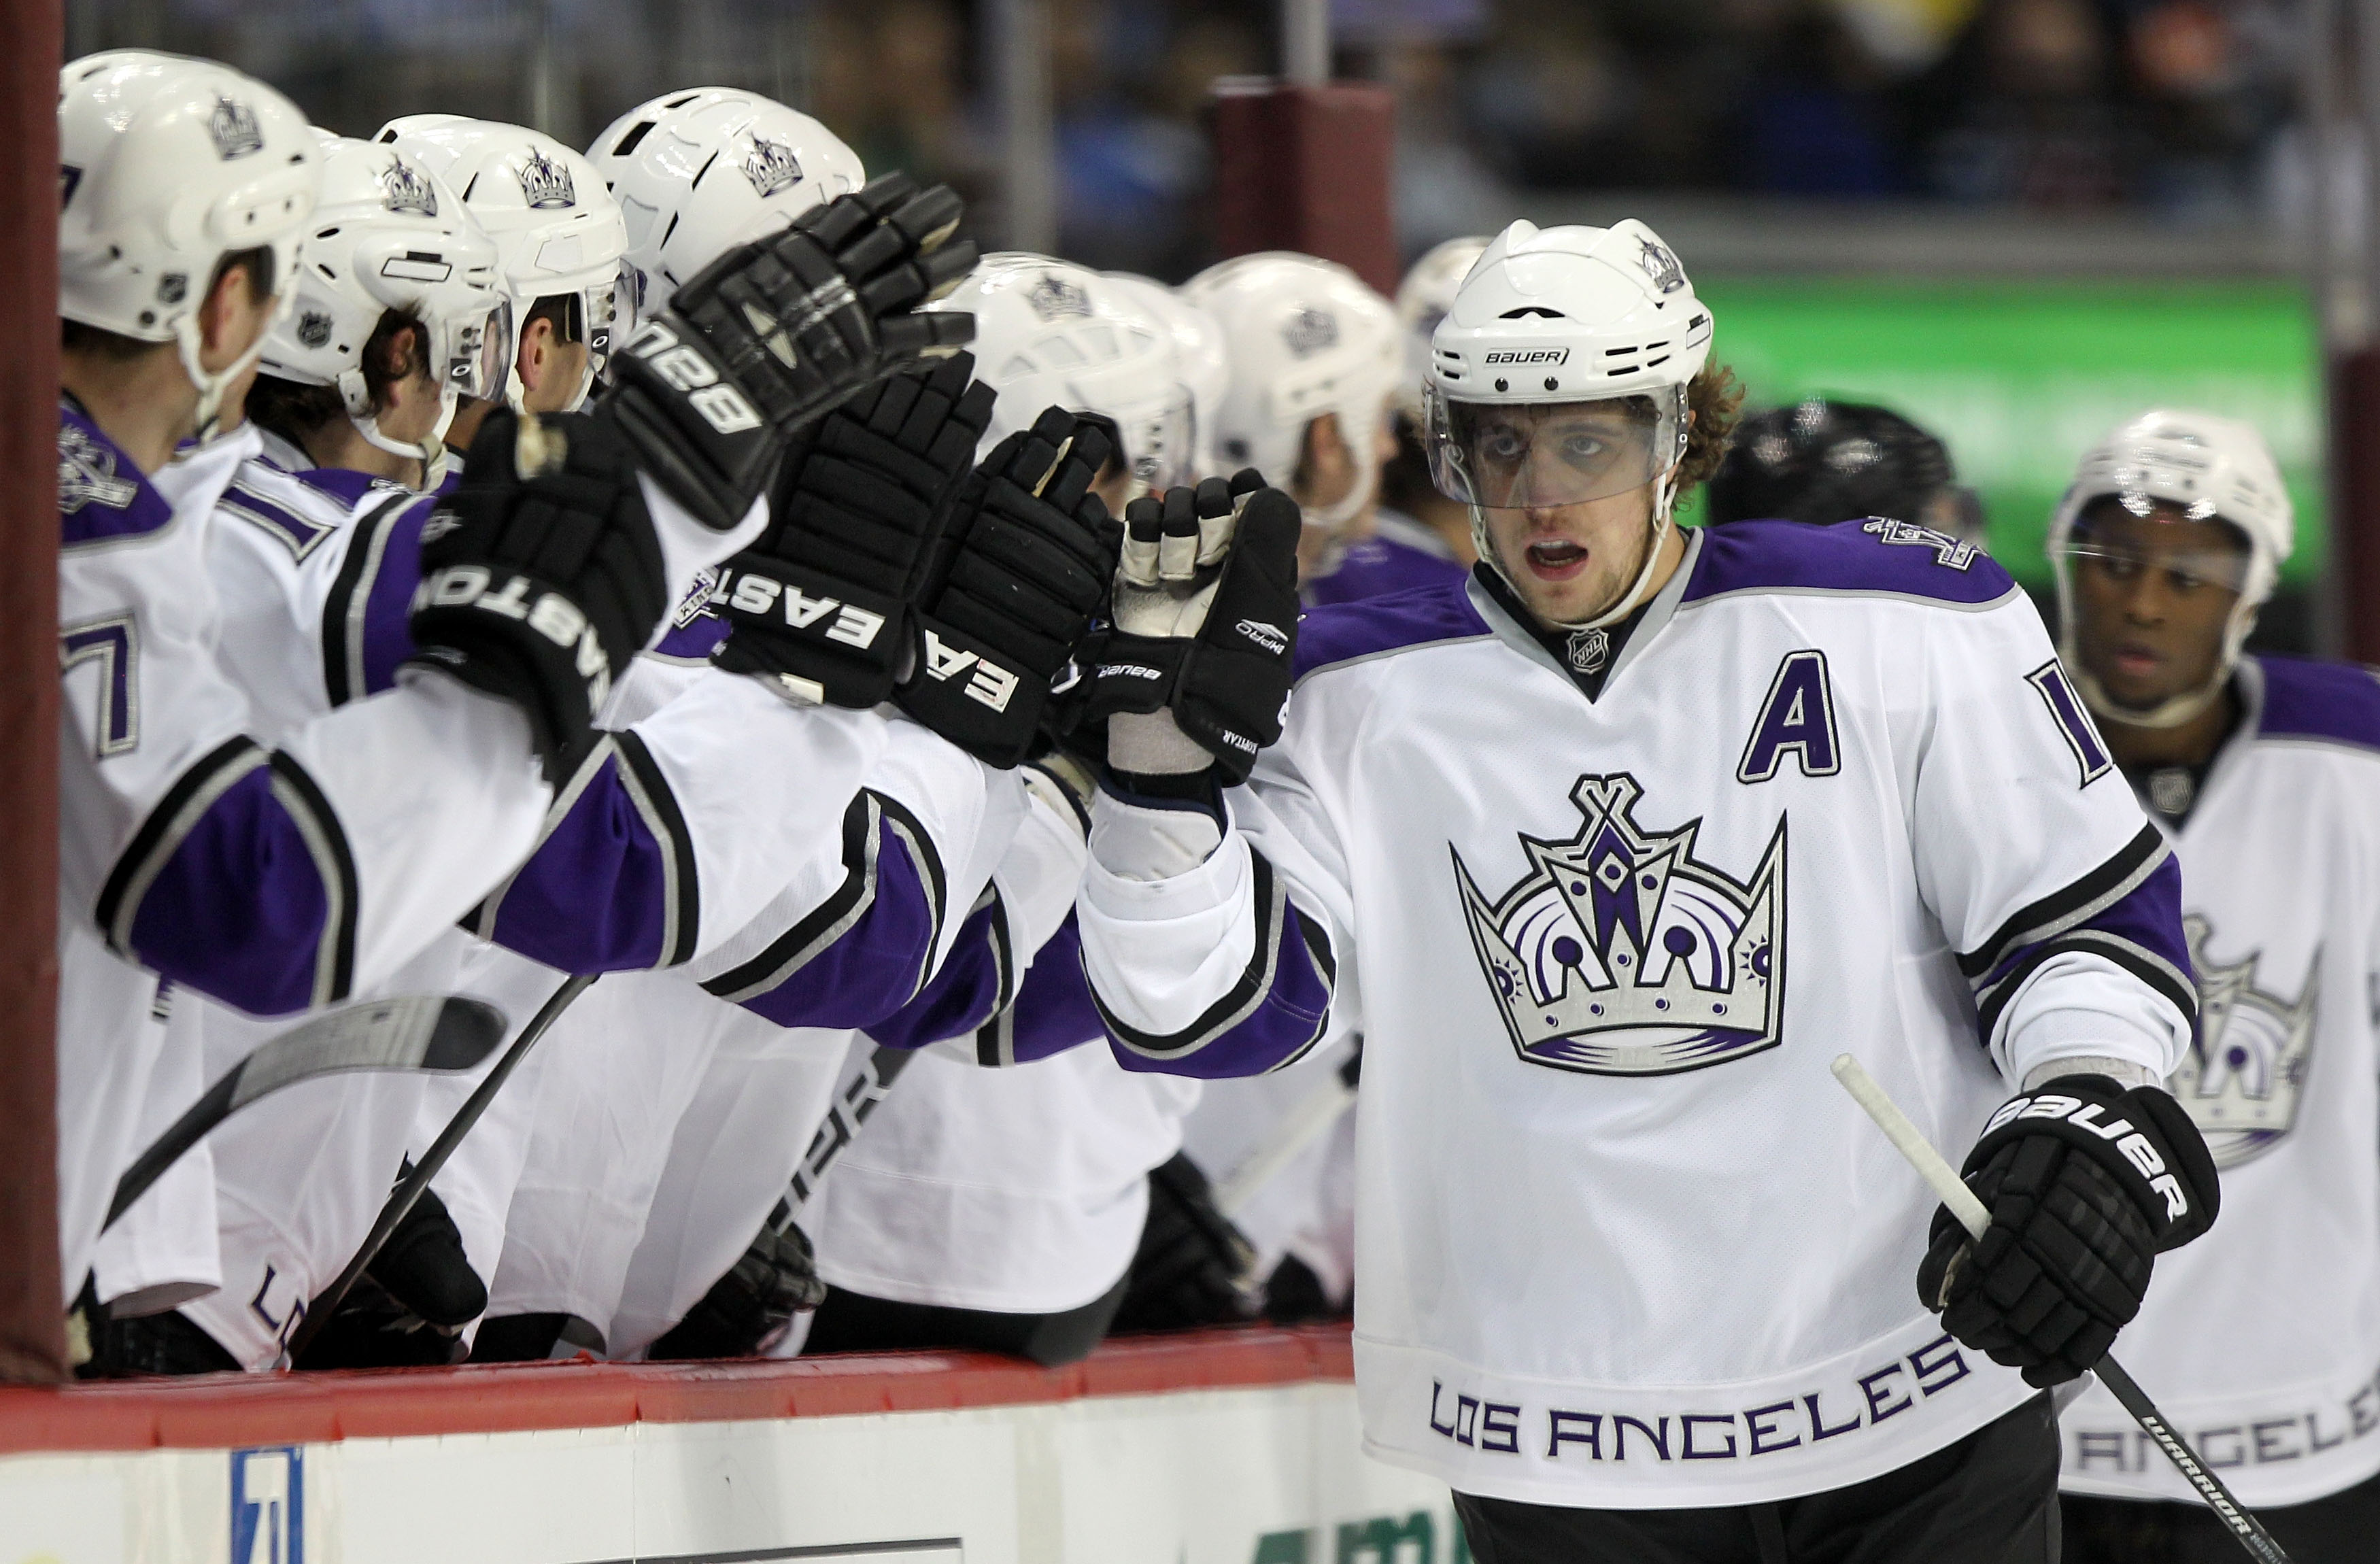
488, 760, 671, 972
1106, 900, 1335, 1080
1007, 916, 1103, 1064
865, 898, 1006, 1051
734, 818, 940, 1030
358, 500, 428, 696
126, 765, 333, 1017
1972, 853, 2196, 1041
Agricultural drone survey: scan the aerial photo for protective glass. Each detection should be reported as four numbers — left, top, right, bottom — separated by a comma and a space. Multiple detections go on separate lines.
1427, 385, 1686, 509
2056, 508, 2253, 597
1112, 386, 1199, 496
447, 299, 515, 402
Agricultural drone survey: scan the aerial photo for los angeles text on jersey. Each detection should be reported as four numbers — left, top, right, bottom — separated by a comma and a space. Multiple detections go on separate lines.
2065, 1356, 2380, 1481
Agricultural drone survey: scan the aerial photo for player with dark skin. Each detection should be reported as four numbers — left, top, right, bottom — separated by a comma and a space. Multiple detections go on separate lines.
2060, 497, 2251, 779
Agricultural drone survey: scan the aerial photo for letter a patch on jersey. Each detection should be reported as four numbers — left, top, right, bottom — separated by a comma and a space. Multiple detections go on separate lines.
1738, 650, 1840, 783
1452, 772, 1786, 1076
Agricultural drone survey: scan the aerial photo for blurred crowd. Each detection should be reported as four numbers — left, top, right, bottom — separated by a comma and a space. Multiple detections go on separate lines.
67, 0, 2314, 279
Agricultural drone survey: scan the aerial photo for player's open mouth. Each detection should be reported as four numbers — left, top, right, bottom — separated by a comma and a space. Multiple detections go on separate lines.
1524, 539, 1589, 581
2111, 642, 2163, 681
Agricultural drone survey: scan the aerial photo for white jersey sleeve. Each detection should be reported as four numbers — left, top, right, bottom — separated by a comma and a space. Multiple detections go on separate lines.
61, 406, 549, 1017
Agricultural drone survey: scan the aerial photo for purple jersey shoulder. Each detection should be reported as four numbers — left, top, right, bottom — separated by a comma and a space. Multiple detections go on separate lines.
2253, 654, 2380, 754
58, 402, 174, 547
1306, 532, 1469, 609
1684, 518, 2017, 608
1293, 576, 1491, 683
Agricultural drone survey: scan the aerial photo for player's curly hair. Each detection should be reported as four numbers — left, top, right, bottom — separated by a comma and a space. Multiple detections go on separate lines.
1679, 364, 1745, 490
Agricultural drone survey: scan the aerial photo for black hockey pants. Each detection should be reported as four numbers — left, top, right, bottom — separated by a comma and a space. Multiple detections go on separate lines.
2062, 1468, 2380, 1564
1454, 1393, 2059, 1564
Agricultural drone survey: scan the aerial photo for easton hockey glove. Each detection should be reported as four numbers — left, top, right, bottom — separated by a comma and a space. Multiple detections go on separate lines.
407, 409, 668, 781
896, 409, 1120, 768
1075, 472, 1302, 785
605, 173, 979, 532
1918, 1074, 2219, 1387
712, 353, 996, 707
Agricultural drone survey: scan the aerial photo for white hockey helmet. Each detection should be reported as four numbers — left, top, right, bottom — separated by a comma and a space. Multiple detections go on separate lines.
58, 52, 322, 436
586, 88, 867, 321
376, 117, 630, 411
2047, 409, 2294, 728
259, 137, 509, 481
1180, 252, 1403, 532
1427, 218, 1714, 628
1393, 235, 1489, 428
925, 254, 1198, 499
1100, 273, 1229, 480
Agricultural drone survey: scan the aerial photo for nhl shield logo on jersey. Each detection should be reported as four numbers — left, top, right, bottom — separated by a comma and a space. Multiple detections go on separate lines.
1453, 773, 1786, 1076
516, 148, 576, 209
2171, 915, 2317, 1168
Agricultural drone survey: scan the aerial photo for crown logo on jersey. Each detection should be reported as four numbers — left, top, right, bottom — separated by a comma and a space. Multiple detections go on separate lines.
2171, 916, 2317, 1168
1860, 515, 1977, 571
1453, 772, 1786, 1076
381, 156, 438, 218
517, 148, 576, 209
57, 424, 141, 515
1024, 271, 1091, 322
1637, 237, 1685, 295
208, 96, 265, 161
741, 135, 803, 199
1282, 306, 1340, 358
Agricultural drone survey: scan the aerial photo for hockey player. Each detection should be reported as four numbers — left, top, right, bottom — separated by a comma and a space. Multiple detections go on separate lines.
2043, 413, 2380, 1563
1380, 236, 1490, 568
374, 118, 630, 439
1706, 397, 1983, 541
1180, 253, 1425, 599
1073, 218, 2215, 1559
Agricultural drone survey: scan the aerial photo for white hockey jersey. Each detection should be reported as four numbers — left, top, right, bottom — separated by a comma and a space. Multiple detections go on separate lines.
1079, 520, 2196, 1508
2060, 656, 2380, 1509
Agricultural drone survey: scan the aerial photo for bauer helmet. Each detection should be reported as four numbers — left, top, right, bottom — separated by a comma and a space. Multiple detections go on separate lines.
377, 118, 629, 411
1393, 235, 1489, 430
2047, 409, 2292, 728
1101, 273, 1229, 480
59, 52, 322, 437
586, 88, 867, 321
258, 137, 508, 484
926, 255, 1198, 499
1427, 218, 1713, 628
1182, 252, 1403, 532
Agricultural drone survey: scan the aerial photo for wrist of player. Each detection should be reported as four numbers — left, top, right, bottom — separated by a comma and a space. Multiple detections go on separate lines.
1916, 1074, 2219, 1387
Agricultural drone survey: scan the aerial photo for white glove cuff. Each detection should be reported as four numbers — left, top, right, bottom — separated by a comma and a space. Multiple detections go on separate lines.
1108, 709, 1214, 775
2022, 1055, 2159, 1091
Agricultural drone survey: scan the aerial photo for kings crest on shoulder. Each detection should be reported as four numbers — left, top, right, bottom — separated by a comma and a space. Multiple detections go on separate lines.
1454, 773, 1785, 1076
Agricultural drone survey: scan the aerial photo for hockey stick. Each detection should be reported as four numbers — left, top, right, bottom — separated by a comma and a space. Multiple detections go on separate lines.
1214, 1043, 1362, 1219
284, 972, 597, 1364
1830, 1054, 2293, 1564
770, 1042, 917, 1228
103, 994, 507, 1234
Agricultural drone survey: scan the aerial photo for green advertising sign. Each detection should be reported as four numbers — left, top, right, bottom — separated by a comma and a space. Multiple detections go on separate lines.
1685, 279, 2323, 585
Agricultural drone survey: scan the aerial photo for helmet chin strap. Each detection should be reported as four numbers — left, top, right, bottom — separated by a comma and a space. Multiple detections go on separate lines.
2064, 602, 2256, 732
340, 370, 458, 490
176, 311, 277, 445
1472, 467, 1681, 632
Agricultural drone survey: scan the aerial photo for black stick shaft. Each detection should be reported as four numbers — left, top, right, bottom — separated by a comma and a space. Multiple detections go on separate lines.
2096, 1357, 2293, 1564
283, 973, 596, 1364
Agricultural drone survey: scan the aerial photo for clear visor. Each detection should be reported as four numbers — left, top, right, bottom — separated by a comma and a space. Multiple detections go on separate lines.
447, 299, 515, 403
1111, 386, 1197, 496
2055, 506, 2253, 597
1427, 385, 1686, 509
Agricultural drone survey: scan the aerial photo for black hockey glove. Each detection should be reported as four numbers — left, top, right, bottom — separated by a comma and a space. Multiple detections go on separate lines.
1074, 472, 1302, 786
895, 409, 1120, 768
711, 354, 997, 708
1918, 1074, 2219, 1388
407, 409, 668, 782
605, 174, 978, 532
647, 1221, 828, 1361
1109, 1152, 1258, 1333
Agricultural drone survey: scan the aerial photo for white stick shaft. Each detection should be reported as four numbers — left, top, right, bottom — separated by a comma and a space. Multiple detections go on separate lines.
1830, 1054, 1989, 1239
1216, 1074, 1356, 1219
